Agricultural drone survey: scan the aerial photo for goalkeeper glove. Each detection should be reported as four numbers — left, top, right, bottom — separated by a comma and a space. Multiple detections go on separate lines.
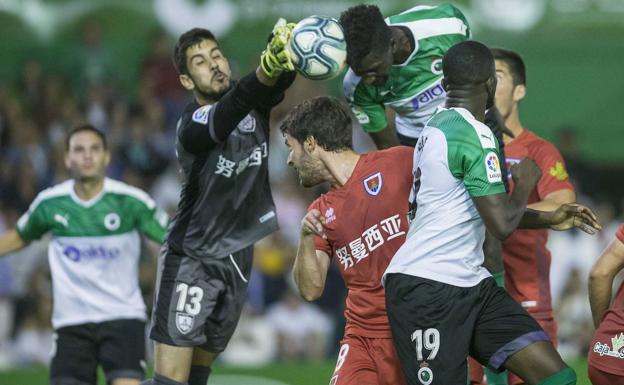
261, 18, 296, 78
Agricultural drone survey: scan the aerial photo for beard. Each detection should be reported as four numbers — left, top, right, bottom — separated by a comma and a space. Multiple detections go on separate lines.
297, 154, 325, 187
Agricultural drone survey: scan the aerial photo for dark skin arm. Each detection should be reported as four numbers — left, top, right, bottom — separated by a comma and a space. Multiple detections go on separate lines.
473, 159, 601, 240
369, 128, 400, 149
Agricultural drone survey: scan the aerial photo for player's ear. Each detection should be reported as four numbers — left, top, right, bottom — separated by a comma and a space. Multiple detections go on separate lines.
513, 84, 526, 102
304, 136, 317, 153
179, 74, 195, 91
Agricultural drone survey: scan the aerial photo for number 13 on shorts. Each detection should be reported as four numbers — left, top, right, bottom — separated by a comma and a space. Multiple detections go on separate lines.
411, 328, 440, 361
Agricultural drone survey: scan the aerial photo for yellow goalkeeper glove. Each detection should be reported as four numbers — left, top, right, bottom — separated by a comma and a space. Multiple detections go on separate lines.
261, 18, 296, 78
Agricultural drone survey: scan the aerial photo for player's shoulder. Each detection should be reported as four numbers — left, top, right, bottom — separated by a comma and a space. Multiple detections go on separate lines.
30, 180, 74, 210
522, 130, 563, 156
429, 108, 496, 149
103, 178, 156, 209
342, 68, 365, 101
388, 3, 465, 23
369, 146, 414, 163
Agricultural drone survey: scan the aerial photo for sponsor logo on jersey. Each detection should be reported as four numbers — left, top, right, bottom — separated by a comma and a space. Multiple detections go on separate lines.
417, 364, 433, 385
549, 161, 569, 181
192, 105, 211, 124
324, 207, 336, 224
430, 57, 443, 75
411, 82, 445, 110
62, 244, 121, 262
238, 114, 256, 133
363, 172, 383, 196
104, 213, 121, 231
175, 312, 194, 334
54, 213, 69, 227
485, 152, 502, 183
593, 332, 624, 359
352, 106, 370, 124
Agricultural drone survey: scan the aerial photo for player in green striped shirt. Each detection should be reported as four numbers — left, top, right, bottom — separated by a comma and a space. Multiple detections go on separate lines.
0, 125, 168, 385
341, 3, 470, 148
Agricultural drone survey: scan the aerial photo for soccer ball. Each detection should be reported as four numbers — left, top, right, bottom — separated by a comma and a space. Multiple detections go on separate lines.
287, 16, 347, 80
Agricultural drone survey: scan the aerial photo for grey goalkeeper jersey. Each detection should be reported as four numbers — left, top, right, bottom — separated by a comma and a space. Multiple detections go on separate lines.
167, 72, 294, 259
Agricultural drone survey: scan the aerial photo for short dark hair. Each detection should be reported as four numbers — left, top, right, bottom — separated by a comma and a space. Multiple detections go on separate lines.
340, 4, 392, 66
280, 97, 353, 152
173, 28, 218, 75
491, 48, 526, 86
66, 124, 107, 151
443, 41, 494, 87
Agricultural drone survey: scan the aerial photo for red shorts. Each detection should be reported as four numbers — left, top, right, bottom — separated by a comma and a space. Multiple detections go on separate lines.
329, 334, 407, 385
588, 364, 624, 385
469, 317, 557, 385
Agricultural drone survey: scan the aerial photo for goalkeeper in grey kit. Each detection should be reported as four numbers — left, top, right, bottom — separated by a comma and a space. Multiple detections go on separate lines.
141, 20, 296, 385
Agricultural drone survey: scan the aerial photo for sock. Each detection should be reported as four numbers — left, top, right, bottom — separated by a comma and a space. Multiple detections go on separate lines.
485, 367, 508, 385
492, 271, 505, 288
537, 368, 577, 385
153, 373, 188, 385
188, 365, 212, 385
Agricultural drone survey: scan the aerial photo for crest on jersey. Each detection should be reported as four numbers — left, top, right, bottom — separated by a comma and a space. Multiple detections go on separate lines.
417, 365, 433, 385
238, 115, 256, 133
104, 213, 121, 231
192, 105, 211, 124
363, 172, 383, 196
176, 312, 194, 334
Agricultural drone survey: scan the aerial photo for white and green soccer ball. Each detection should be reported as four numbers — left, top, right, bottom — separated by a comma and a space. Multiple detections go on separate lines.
288, 15, 347, 80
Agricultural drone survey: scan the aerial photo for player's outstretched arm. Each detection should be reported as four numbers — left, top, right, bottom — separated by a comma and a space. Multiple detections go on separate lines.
589, 234, 624, 327
0, 229, 27, 257
473, 158, 541, 240
369, 127, 400, 150
293, 209, 331, 301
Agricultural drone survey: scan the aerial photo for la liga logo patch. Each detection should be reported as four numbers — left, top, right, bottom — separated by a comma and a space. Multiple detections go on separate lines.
485, 152, 502, 183
363, 172, 383, 196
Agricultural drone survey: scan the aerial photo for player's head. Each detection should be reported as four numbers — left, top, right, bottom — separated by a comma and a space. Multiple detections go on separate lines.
65, 124, 110, 182
491, 48, 526, 120
174, 28, 232, 102
280, 96, 353, 187
340, 4, 393, 86
442, 40, 496, 108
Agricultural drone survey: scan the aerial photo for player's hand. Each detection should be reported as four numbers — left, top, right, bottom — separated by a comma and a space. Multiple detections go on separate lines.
301, 209, 327, 239
260, 18, 296, 78
510, 158, 541, 190
547, 203, 602, 234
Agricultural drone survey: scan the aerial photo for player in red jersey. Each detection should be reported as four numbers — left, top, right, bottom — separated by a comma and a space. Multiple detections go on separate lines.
587, 224, 624, 384
470, 48, 576, 385
282, 96, 410, 385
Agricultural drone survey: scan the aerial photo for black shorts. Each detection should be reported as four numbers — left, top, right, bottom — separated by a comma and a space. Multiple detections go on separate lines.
50, 319, 146, 385
385, 274, 549, 385
150, 244, 252, 352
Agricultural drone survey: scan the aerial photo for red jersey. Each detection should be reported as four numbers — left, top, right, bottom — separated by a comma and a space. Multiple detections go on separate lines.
503, 130, 574, 318
311, 146, 413, 338
588, 224, 624, 375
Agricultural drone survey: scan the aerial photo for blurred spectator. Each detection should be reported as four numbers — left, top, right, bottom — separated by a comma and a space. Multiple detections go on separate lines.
75, 20, 113, 94
220, 305, 278, 366
266, 287, 332, 362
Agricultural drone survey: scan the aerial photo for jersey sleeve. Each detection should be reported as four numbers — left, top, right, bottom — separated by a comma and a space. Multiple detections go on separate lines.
533, 141, 574, 199
448, 127, 506, 198
343, 71, 387, 133
134, 199, 169, 243
308, 200, 332, 257
16, 198, 50, 241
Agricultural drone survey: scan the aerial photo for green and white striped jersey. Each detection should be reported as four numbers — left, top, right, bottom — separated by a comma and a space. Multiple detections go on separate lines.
343, 3, 470, 141
384, 107, 505, 287
16, 178, 168, 328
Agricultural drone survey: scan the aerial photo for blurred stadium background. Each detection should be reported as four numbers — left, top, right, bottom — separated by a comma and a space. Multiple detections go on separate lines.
0, 0, 623, 384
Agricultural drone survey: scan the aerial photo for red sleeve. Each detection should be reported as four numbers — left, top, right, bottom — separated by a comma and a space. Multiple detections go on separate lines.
616, 224, 624, 244
533, 140, 574, 199
308, 199, 332, 256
